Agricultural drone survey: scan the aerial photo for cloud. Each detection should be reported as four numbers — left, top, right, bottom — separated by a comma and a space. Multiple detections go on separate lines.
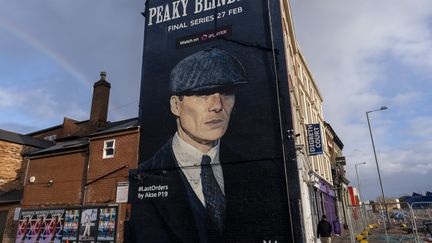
291, 0, 432, 199
0, 87, 88, 131
406, 117, 432, 138
0, 88, 26, 108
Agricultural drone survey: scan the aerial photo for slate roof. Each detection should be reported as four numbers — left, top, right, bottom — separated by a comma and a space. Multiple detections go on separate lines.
28, 138, 89, 156
28, 117, 139, 156
0, 129, 53, 148
0, 189, 23, 203
90, 117, 139, 136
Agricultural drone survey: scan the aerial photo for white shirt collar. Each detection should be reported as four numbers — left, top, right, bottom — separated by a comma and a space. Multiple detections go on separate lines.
172, 132, 224, 205
172, 132, 220, 167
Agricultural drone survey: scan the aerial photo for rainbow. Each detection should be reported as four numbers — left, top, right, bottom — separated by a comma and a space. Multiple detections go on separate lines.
0, 17, 91, 89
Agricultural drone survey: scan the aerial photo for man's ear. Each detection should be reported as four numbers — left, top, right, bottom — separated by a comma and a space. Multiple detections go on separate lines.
170, 96, 180, 117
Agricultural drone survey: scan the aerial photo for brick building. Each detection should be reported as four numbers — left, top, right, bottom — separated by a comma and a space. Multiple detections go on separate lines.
14, 72, 139, 243
0, 129, 52, 242
324, 122, 350, 228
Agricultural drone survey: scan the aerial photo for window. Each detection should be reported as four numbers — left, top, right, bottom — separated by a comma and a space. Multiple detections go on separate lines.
44, 134, 57, 141
103, 139, 115, 158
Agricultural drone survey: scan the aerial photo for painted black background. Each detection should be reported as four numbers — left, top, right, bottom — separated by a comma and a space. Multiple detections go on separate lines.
139, 0, 283, 162
135, 0, 303, 242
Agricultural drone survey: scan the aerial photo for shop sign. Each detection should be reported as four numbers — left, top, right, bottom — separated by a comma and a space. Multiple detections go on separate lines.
306, 123, 323, 156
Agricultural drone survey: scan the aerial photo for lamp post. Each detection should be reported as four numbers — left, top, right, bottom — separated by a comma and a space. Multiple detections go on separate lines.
355, 162, 367, 230
355, 162, 366, 204
366, 106, 390, 242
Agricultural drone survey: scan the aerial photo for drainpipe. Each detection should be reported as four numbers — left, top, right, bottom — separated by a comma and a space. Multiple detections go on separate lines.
81, 143, 90, 206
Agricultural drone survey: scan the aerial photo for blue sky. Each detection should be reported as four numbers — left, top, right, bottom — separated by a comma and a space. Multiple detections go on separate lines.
0, 1, 144, 132
0, 0, 431, 200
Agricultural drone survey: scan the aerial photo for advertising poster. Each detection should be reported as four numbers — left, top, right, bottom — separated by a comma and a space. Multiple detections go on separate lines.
15, 209, 64, 243
78, 209, 97, 242
15, 213, 30, 243
127, 0, 298, 242
97, 208, 117, 242
62, 209, 80, 243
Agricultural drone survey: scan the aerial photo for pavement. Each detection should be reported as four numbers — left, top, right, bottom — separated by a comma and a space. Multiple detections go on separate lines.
331, 230, 352, 243
330, 224, 420, 243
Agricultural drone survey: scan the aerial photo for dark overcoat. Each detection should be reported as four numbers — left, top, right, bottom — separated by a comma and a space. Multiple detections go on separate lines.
126, 140, 291, 243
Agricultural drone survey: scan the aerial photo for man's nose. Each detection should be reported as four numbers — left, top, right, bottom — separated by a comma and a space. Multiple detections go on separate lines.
208, 93, 223, 112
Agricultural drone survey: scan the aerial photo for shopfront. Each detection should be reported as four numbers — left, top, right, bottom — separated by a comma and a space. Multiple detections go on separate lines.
319, 179, 337, 227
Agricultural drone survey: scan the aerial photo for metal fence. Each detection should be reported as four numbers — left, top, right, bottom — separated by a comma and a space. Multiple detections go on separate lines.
410, 202, 432, 242
346, 202, 432, 242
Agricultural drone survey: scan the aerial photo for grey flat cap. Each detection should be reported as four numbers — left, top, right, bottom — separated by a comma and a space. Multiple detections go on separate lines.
169, 48, 248, 95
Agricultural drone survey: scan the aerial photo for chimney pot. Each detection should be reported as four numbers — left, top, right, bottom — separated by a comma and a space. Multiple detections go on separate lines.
100, 71, 107, 80
90, 72, 111, 125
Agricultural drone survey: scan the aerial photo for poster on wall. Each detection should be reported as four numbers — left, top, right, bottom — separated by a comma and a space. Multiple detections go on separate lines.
15, 207, 118, 243
127, 0, 295, 242
78, 209, 97, 242
15, 209, 64, 243
97, 207, 117, 242
62, 209, 80, 243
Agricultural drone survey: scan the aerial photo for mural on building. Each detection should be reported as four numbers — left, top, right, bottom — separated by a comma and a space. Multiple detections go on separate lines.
15, 207, 117, 243
127, 0, 298, 242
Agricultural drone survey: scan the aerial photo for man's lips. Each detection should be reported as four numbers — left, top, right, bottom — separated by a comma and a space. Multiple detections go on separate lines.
205, 118, 224, 126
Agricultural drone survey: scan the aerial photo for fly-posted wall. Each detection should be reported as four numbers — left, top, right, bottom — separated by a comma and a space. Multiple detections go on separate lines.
15, 207, 117, 243
128, 0, 302, 242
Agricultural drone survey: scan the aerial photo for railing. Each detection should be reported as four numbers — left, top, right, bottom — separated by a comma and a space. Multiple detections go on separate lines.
346, 202, 432, 242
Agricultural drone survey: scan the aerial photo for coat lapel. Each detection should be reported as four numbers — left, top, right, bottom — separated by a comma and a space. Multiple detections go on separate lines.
150, 142, 200, 243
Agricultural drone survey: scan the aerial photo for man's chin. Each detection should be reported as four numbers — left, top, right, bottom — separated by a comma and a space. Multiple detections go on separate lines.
195, 133, 225, 145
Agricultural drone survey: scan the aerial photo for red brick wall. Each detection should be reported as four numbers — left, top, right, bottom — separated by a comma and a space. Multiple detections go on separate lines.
0, 203, 19, 243
85, 130, 139, 243
85, 130, 139, 204
20, 129, 139, 243
22, 151, 87, 207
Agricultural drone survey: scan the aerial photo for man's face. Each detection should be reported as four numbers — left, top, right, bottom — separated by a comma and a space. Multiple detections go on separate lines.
170, 90, 235, 148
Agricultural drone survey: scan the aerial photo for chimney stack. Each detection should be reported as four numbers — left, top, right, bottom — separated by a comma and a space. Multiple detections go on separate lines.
90, 72, 111, 125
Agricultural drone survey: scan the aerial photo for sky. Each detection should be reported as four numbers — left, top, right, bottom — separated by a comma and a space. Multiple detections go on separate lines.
290, 0, 432, 200
0, 0, 431, 201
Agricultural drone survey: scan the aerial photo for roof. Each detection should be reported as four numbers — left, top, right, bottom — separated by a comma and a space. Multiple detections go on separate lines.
324, 122, 344, 149
90, 117, 138, 136
25, 124, 63, 136
27, 118, 138, 156
0, 189, 23, 203
0, 129, 53, 148
28, 138, 89, 156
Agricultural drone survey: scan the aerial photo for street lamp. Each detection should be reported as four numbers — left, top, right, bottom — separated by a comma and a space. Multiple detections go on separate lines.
355, 162, 366, 204
366, 106, 390, 241
355, 162, 367, 231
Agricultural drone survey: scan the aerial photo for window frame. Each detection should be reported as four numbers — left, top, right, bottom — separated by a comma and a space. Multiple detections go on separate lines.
103, 139, 116, 159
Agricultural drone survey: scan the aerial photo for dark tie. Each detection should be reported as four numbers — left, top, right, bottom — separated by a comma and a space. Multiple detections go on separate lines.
201, 155, 225, 231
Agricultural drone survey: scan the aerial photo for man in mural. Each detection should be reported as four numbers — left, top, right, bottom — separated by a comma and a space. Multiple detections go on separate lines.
128, 48, 289, 243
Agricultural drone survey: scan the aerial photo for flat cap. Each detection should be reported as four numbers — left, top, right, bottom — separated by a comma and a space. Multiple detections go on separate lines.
169, 48, 248, 95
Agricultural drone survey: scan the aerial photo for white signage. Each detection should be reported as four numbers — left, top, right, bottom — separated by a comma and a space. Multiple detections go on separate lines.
116, 182, 129, 203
